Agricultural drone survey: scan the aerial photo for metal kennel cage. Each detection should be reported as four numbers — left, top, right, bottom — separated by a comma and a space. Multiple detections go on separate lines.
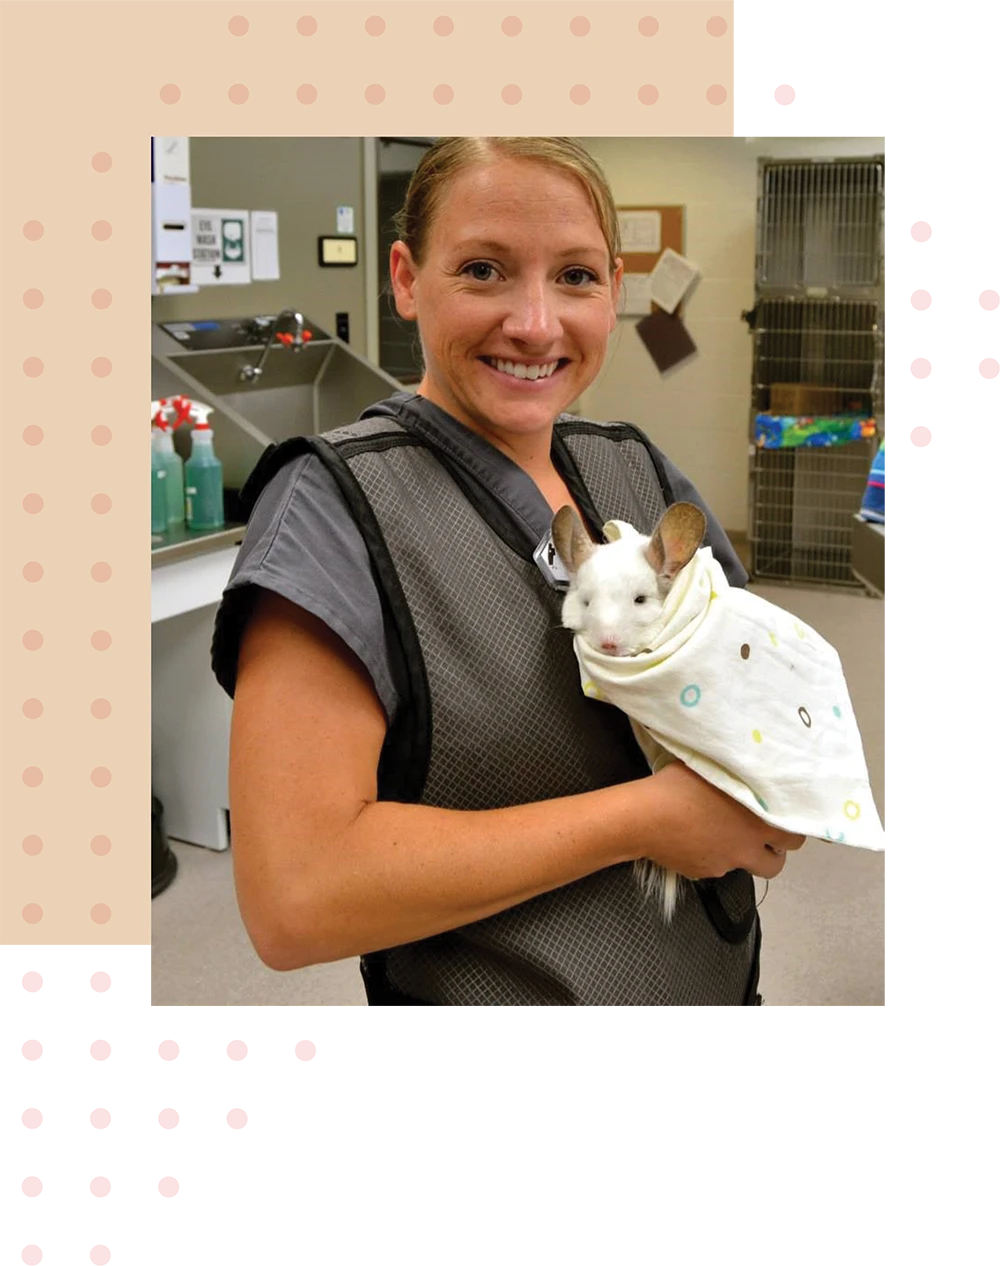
748, 157, 884, 587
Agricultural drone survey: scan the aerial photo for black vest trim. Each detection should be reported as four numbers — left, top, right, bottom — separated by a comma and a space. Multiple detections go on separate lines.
239, 432, 433, 805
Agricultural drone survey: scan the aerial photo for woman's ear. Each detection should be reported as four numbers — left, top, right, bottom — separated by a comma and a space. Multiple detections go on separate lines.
609, 256, 625, 329
389, 241, 419, 322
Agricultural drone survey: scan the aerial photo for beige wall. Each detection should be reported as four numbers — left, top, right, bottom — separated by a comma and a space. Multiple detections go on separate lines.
152, 137, 369, 355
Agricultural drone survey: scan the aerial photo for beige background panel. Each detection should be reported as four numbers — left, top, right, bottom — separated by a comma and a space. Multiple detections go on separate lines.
0, 0, 733, 946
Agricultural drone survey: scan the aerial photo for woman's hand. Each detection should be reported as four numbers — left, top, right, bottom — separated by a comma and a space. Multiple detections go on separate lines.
640, 761, 805, 881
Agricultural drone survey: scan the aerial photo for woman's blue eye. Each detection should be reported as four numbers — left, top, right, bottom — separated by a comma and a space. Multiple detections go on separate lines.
563, 268, 598, 286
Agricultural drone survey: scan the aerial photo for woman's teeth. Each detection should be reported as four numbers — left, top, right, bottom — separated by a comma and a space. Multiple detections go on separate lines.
488, 358, 560, 380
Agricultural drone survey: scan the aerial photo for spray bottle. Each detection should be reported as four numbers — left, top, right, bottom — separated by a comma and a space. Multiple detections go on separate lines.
184, 403, 225, 530
150, 400, 185, 527
151, 429, 168, 533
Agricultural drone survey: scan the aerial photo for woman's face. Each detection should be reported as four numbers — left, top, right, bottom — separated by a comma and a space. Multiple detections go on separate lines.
390, 157, 623, 448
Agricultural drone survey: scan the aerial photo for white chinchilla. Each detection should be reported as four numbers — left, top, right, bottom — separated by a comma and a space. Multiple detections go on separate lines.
551, 501, 707, 922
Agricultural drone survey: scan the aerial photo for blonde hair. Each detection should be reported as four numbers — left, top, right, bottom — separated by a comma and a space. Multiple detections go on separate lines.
394, 137, 621, 269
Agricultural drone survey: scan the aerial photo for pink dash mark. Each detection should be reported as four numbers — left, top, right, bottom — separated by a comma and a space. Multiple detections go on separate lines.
906, 216, 1000, 248
906, 354, 1000, 382
906, 287, 1000, 311
906, 422, 1000, 448
769, 78, 1000, 110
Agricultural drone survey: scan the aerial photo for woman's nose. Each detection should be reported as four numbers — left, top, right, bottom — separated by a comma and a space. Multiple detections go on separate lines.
501, 282, 562, 345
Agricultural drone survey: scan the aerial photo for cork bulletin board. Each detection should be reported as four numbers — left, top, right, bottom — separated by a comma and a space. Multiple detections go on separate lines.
617, 204, 685, 315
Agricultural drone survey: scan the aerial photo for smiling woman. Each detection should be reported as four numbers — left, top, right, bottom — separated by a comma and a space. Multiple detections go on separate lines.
212, 137, 805, 1006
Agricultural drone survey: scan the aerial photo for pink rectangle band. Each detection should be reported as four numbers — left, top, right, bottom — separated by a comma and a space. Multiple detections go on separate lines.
906, 422, 1000, 448
906, 216, 1000, 248
769, 79, 1000, 112
906, 288, 1000, 310
906, 354, 1000, 382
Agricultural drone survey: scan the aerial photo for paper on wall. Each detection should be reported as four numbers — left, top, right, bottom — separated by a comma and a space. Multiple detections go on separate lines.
190, 208, 252, 286
619, 210, 661, 254
649, 248, 700, 314
621, 273, 654, 316
251, 210, 280, 281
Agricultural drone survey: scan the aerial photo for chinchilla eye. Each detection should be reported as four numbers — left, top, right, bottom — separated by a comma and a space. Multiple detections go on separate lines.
633, 595, 648, 605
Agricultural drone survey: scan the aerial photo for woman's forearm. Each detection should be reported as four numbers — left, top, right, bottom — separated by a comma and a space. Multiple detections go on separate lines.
255, 777, 658, 970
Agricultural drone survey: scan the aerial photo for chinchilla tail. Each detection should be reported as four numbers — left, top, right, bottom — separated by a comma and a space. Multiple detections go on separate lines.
633, 859, 681, 923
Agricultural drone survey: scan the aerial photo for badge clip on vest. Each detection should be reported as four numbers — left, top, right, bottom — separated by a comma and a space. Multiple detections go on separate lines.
533, 529, 571, 590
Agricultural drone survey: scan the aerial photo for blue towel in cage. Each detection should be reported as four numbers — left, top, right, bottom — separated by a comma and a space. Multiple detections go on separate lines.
860, 440, 891, 524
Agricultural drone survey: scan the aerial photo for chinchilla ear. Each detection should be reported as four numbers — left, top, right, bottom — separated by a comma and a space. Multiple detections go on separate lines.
552, 505, 596, 575
645, 502, 707, 581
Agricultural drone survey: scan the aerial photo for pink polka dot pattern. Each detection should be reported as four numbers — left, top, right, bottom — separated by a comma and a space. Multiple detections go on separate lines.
92, 698, 113, 719
980, 359, 999, 378
91, 1109, 111, 1128
297, 84, 318, 104
23, 1108, 43, 1128
23, 493, 44, 513
638, 84, 658, 105
91, 151, 112, 172
23, 288, 44, 308
502, 84, 522, 104
91, 356, 112, 377
706, 84, 728, 105
638, 16, 658, 36
911, 358, 932, 378
91, 903, 112, 923
91, 1249, 112, 1266
23, 1040, 43, 1059
297, 16, 318, 36
707, 16, 728, 35
23, 699, 44, 719
911, 290, 932, 309
92, 289, 112, 308
91, 563, 112, 582
570, 16, 590, 35
23, 971, 44, 991
434, 16, 454, 35
23, 631, 44, 650
23, 357, 44, 377
23, 563, 44, 582
502, 16, 522, 36
24, 425, 44, 445
23, 767, 44, 787
92, 220, 113, 241
91, 630, 112, 651
159, 1177, 180, 1197
365, 16, 386, 36
433, 84, 454, 104
159, 1108, 180, 1128
228, 1108, 249, 1128
229, 83, 250, 105
295, 1040, 316, 1060
911, 427, 932, 447
23, 835, 44, 855
91, 425, 113, 445
90, 835, 112, 855
23, 903, 43, 922
911, 222, 932, 242
228, 15, 249, 36
23, 1248, 43, 1266
980, 290, 999, 310
774, 84, 795, 105
91, 971, 112, 991
570, 85, 590, 105
23, 1177, 43, 1197
159, 1040, 180, 1060
91, 1176, 111, 1196
365, 84, 386, 104
23, 220, 44, 240
91, 1039, 111, 1060
228, 1040, 248, 1060
160, 83, 181, 104
91, 494, 112, 514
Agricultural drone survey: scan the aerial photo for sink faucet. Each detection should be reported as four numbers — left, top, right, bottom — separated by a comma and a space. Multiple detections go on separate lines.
240, 309, 308, 383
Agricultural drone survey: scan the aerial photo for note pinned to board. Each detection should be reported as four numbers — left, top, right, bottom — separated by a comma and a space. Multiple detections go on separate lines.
650, 248, 700, 315
619, 209, 662, 255
621, 273, 654, 316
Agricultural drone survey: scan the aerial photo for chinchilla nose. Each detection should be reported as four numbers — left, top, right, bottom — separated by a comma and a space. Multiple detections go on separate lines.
599, 636, 621, 654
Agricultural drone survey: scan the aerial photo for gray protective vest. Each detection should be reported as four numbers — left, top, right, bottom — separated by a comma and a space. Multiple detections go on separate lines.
239, 397, 760, 1005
